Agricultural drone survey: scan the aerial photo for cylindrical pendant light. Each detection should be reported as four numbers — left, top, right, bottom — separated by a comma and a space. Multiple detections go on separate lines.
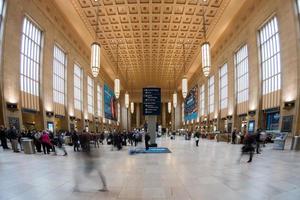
173, 92, 177, 108
130, 102, 134, 114
91, 42, 101, 77
125, 92, 129, 108
182, 77, 188, 98
114, 44, 120, 99
201, 13, 211, 77
201, 42, 211, 77
168, 101, 172, 113
114, 78, 120, 99
182, 44, 188, 98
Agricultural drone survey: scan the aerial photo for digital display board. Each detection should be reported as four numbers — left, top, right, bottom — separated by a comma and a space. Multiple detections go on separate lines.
184, 85, 198, 121
143, 88, 161, 115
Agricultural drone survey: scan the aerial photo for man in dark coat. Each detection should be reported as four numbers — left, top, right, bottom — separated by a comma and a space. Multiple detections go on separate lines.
0, 125, 9, 149
145, 132, 151, 150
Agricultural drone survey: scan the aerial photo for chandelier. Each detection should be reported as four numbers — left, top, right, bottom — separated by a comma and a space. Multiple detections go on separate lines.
125, 68, 129, 108
182, 44, 188, 98
168, 102, 172, 113
168, 81, 172, 113
130, 102, 134, 114
173, 92, 177, 108
90, 3, 100, 78
201, 13, 211, 77
114, 44, 120, 99
173, 66, 177, 108
125, 92, 129, 109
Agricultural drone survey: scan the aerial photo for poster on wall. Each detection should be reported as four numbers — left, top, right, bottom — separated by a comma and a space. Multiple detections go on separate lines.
184, 85, 198, 121
104, 84, 117, 121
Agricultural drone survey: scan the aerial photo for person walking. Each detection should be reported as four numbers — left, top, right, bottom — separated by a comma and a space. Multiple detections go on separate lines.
231, 129, 237, 144
0, 125, 9, 149
72, 131, 80, 152
255, 128, 262, 154
74, 131, 108, 192
57, 132, 68, 156
194, 131, 200, 147
239, 133, 256, 163
40, 131, 53, 155
33, 131, 42, 152
145, 132, 151, 150
8, 126, 20, 152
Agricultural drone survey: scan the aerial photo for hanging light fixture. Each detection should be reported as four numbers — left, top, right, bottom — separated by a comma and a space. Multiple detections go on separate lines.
182, 44, 188, 98
168, 102, 172, 113
173, 66, 177, 108
168, 81, 172, 113
173, 92, 177, 108
130, 102, 134, 114
201, 12, 211, 77
114, 44, 120, 99
114, 79, 120, 99
90, 3, 101, 78
124, 67, 129, 108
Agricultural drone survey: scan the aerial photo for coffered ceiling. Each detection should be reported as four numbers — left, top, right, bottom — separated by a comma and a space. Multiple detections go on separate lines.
54, 0, 246, 91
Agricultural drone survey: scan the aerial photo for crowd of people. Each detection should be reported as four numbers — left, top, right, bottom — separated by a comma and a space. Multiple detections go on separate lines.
0, 125, 68, 155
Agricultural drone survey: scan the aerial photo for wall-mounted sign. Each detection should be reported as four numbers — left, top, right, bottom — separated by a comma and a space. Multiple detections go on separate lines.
281, 115, 293, 132
143, 88, 161, 115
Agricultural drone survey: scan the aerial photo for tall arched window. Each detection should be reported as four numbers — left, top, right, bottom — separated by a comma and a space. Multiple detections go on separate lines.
87, 76, 94, 115
208, 76, 215, 115
97, 85, 103, 118
234, 44, 249, 114
53, 45, 66, 115
258, 16, 281, 109
74, 63, 83, 118
219, 63, 228, 117
199, 84, 205, 117
20, 17, 43, 111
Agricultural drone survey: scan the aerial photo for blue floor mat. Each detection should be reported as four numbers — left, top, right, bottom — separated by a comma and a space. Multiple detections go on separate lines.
129, 147, 172, 154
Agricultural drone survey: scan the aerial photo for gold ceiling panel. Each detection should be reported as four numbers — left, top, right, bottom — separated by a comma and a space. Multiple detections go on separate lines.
72, 0, 230, 89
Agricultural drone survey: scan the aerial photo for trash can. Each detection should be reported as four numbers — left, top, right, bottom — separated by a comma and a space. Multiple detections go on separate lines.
273, 132, 288, 150
22, 139, 35, 154
291, 136, 300, 150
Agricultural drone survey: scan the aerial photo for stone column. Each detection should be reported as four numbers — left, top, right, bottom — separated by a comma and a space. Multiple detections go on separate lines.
162, 103, 166, 128
146, 115, 157, 145
172, 107, 175, 131
136, 103, 140, 128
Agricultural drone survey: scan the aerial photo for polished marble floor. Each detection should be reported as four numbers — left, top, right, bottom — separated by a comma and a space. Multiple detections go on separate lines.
1, 136, 300, 200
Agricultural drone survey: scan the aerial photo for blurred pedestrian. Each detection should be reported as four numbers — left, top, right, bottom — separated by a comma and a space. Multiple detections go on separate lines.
74, 132, 107, 192
239, 133, 256, 163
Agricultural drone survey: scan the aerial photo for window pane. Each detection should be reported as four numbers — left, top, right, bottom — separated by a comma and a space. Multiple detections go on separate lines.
259, 16, 281, 95
20, 17, 42, 97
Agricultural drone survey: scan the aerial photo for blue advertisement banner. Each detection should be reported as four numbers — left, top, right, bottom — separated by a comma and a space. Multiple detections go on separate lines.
184, 85, 198, 121
104, 84, 117, 121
